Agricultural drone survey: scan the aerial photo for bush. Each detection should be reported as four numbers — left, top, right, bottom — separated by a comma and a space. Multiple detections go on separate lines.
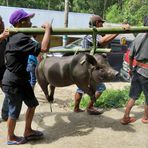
70, 86, 145, 109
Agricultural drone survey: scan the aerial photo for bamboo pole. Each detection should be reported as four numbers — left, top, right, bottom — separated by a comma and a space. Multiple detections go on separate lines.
49, 48, 111, 53
7, 26, 148, 35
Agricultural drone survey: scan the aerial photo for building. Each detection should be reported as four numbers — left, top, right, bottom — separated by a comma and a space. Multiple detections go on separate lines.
0, 6, 92, 47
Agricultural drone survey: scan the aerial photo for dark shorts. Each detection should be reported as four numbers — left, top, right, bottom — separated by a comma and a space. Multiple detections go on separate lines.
129, 71, 148, 105
76, 83, 106, 94
3, 81, 39, 119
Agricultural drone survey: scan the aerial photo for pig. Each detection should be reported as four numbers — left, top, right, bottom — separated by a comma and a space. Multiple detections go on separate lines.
36, 53, 118, 103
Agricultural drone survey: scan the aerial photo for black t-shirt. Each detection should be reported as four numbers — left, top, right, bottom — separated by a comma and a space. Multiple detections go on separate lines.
0, 39, 7, 67
0, 39, 7, 80
2, 33, 41, 86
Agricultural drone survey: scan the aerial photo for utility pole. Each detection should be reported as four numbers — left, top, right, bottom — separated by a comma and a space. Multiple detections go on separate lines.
6, 0, 9, 6
63, 0, 69, 47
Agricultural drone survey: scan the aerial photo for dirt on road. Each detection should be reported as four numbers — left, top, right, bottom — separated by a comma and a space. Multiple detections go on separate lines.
0, 82, 148, 148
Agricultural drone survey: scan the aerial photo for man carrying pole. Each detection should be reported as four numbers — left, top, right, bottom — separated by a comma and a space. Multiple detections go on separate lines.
73, 15, 130, 115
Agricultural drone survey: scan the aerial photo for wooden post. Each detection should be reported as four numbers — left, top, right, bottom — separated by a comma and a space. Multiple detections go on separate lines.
63, 0, 69, 47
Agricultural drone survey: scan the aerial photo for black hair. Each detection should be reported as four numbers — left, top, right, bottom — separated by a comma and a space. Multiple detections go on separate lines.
89, 20, 98, 28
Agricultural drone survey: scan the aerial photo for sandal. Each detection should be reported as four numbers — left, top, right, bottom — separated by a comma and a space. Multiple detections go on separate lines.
25, 130, 44, 141
120, 117, 136, 125
141, 117, 148, 124
7, 136, 27, 145
87, 107, 103, 115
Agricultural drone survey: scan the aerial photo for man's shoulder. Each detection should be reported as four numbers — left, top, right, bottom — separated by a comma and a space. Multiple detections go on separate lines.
9, 33, 30, 44
10, 33, 29, 39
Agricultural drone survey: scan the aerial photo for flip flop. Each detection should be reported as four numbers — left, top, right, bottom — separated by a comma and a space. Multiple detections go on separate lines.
7, 136, 27, 145
87, 108, 103, 115
141, 118, 148, 124
25, 130, 44, 141
120, 117, 136, 125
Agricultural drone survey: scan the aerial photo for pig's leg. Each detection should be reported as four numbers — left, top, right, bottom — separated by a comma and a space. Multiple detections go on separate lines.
48, 85, 55, 103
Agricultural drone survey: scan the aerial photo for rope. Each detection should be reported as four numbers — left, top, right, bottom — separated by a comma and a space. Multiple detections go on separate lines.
90, 27, 97, 55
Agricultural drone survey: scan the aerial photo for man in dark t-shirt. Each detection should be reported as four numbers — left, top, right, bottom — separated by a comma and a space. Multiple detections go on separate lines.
74, 15, 130, 115
2, 9, 52, 145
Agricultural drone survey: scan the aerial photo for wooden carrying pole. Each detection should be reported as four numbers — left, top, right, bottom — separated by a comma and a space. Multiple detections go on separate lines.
49, 48, 111, 53
7, 26, 148, 35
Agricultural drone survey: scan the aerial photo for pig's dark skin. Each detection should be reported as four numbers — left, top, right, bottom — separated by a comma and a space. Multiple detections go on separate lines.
36, 53, 118, 103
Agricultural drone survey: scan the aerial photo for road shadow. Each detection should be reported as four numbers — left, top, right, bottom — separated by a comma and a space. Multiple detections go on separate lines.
18, 107, 143, 145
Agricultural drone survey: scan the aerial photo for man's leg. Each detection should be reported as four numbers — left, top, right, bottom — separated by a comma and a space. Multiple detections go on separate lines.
142, 104, 148, 121
6, 93, 26, 144
6, 93, 18, 141
74, 92, 84, 112
23, 107, 43, 140
87, 83, 105, 115
121, 98, 136, 124
0, 80, 8, 121
121, 72, 141, 124
123, 98, 135, 118
87, 92, 103, 115
24, 107, 35, 136
87, 91, 102, 109
1, 95, 9, 121
141, 75, 148, 123
7, 118, 17, 140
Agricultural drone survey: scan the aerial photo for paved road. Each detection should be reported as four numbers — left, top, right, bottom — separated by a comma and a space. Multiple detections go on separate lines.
0, 83, 148, 148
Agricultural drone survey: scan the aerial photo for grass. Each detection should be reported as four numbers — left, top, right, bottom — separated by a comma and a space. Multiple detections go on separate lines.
70, 86, 145, 109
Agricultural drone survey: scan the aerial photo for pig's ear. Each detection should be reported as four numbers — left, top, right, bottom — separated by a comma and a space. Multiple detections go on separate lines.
85, 54, 97, 66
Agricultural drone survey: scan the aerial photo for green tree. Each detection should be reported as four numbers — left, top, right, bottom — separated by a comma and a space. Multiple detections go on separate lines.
106, 0, 148, 25
72, 0, 117, 18
106, 4, 123, 23
0, 0, 147, 25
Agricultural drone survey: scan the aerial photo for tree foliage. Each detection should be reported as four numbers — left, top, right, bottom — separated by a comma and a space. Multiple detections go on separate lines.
106, 0, 148, 25
0, 0, 147, 25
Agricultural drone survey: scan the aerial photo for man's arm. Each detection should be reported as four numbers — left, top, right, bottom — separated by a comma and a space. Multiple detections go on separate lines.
99, 34, 118, 46
0, 29, 9, 42
99, 24, 130, 46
